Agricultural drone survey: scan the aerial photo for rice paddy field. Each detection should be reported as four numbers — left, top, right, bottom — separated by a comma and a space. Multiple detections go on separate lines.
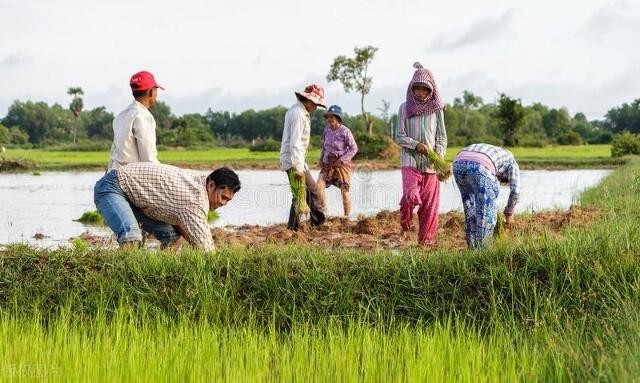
0, 144, 622, 171
0, 158, 639, 381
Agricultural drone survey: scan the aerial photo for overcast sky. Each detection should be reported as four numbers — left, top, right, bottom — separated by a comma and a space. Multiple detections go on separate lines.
0, 0, 638, 120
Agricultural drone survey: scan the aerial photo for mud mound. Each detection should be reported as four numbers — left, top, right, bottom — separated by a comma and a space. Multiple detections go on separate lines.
0, 159, 35, 172
71, 206, 604, 253
353, 218, 377, 235
443, 216, 463, 230
215, 207, 602, 253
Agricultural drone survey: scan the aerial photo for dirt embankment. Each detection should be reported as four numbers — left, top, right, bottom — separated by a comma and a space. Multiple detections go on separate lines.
70, 206, 603, 252
212, 206, 603, 252
0, 158, 35, 171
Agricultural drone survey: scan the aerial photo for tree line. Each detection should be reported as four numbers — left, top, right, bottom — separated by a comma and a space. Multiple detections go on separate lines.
1, 91, 638, 150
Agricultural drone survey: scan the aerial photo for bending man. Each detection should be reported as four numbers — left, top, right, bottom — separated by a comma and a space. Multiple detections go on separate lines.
94, 162, 240, 251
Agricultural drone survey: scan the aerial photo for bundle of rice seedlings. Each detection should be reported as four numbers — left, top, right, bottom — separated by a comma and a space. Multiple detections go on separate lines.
75, 210, 104, 226
413, 145, 452, 181
425, 148, 452, 181
494, 212, 507, 239
287, 169, 310, 214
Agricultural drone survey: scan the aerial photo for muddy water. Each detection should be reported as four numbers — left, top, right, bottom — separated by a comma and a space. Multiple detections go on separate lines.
0, 169, 610, 246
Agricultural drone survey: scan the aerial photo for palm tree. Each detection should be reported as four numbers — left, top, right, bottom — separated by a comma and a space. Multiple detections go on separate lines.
67, 87, 84, 144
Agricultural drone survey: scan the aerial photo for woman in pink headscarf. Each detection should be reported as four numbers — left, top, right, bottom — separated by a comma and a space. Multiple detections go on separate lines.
393, 62, 448, 246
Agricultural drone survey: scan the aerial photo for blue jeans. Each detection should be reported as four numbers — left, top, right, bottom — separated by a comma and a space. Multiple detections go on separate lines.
93, 170, 180, 246
453, 160, 500, 248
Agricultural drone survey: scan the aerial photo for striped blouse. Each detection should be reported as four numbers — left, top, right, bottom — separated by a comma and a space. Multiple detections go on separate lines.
393, 103, 447, 173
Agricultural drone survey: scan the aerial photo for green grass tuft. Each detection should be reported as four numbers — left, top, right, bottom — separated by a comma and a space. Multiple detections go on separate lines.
75, 210, 104, 225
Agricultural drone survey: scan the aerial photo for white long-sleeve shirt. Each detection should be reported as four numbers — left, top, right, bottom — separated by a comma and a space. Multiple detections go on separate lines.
279, 102, 310, 173
107, 100, 159, 171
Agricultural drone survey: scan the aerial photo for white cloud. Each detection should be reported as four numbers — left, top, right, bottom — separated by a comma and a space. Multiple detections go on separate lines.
0, 53, 31, 68
583, 1, 639, 39
430, 9, 519, 51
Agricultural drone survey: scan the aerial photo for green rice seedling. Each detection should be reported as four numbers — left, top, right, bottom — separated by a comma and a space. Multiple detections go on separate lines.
286, 169, 309, 214
425, 147, 453, 181
207, 211, 219, 222
71, 238, 88, 251
412, 145, 452, 180
0, 312, 555, 382
75, 210, 104, 225
494, 212, 507, 239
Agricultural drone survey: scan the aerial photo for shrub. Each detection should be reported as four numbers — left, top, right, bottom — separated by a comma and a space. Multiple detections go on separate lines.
249, 138, 281, 152
518, 135, 548, 148
215, 136, 251, 148
611, 132, 640, 157
309, 135, 322, 151
45, 139, 111, 152
557, 131, 583, 145
354, 134, 398, 160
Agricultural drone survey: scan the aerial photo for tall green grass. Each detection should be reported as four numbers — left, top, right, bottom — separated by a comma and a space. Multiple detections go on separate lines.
0, 312, 552, 382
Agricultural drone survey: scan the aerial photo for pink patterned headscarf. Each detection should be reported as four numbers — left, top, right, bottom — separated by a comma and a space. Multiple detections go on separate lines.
405, 62, 444, 118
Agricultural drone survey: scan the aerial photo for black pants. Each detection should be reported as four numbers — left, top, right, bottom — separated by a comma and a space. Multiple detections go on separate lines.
288, 169, 326, 231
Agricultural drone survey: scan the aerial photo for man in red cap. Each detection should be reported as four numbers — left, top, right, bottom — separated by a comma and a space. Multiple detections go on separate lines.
107, 70, 164, 171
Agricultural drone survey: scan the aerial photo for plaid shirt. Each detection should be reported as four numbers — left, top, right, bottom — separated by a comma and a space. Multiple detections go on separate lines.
116, 163, 214, 251
393, 103, 447, 173
459, 144, 521, 214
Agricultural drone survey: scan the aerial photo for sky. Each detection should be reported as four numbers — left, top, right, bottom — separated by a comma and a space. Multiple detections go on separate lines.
0, 0, 638, 120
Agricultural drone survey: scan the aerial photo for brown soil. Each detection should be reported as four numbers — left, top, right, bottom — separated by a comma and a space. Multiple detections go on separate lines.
0, 159, 35, 171
74, 231, 115, 247
212, 206, 604, 252
70, 206, 603, 252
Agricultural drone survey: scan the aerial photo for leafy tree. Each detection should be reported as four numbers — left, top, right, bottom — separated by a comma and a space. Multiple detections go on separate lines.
496, 94, 525, 147
542, 108, 572, 141
377, 99, 392, 134
453, 90, 483, 133
2, 101, 72, 145
518, 108, 548, 147
0, 124, 9, 144
327, 45, 378, 135
67, 87, 84, 144
226, 107, 287, 141
204, 109, 232, 137
158, 113, 213, 147
0, 124, 30, 145
604, 98, 640, 134
81, 107, 114, 140
9, 127, 29, 145
150, 101, 175, 131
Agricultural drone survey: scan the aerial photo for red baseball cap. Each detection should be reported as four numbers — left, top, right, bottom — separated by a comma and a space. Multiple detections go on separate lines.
129, 71, 164, 91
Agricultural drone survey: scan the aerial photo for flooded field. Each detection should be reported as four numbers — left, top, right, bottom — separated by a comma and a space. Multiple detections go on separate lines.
0, 169, 611, 247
